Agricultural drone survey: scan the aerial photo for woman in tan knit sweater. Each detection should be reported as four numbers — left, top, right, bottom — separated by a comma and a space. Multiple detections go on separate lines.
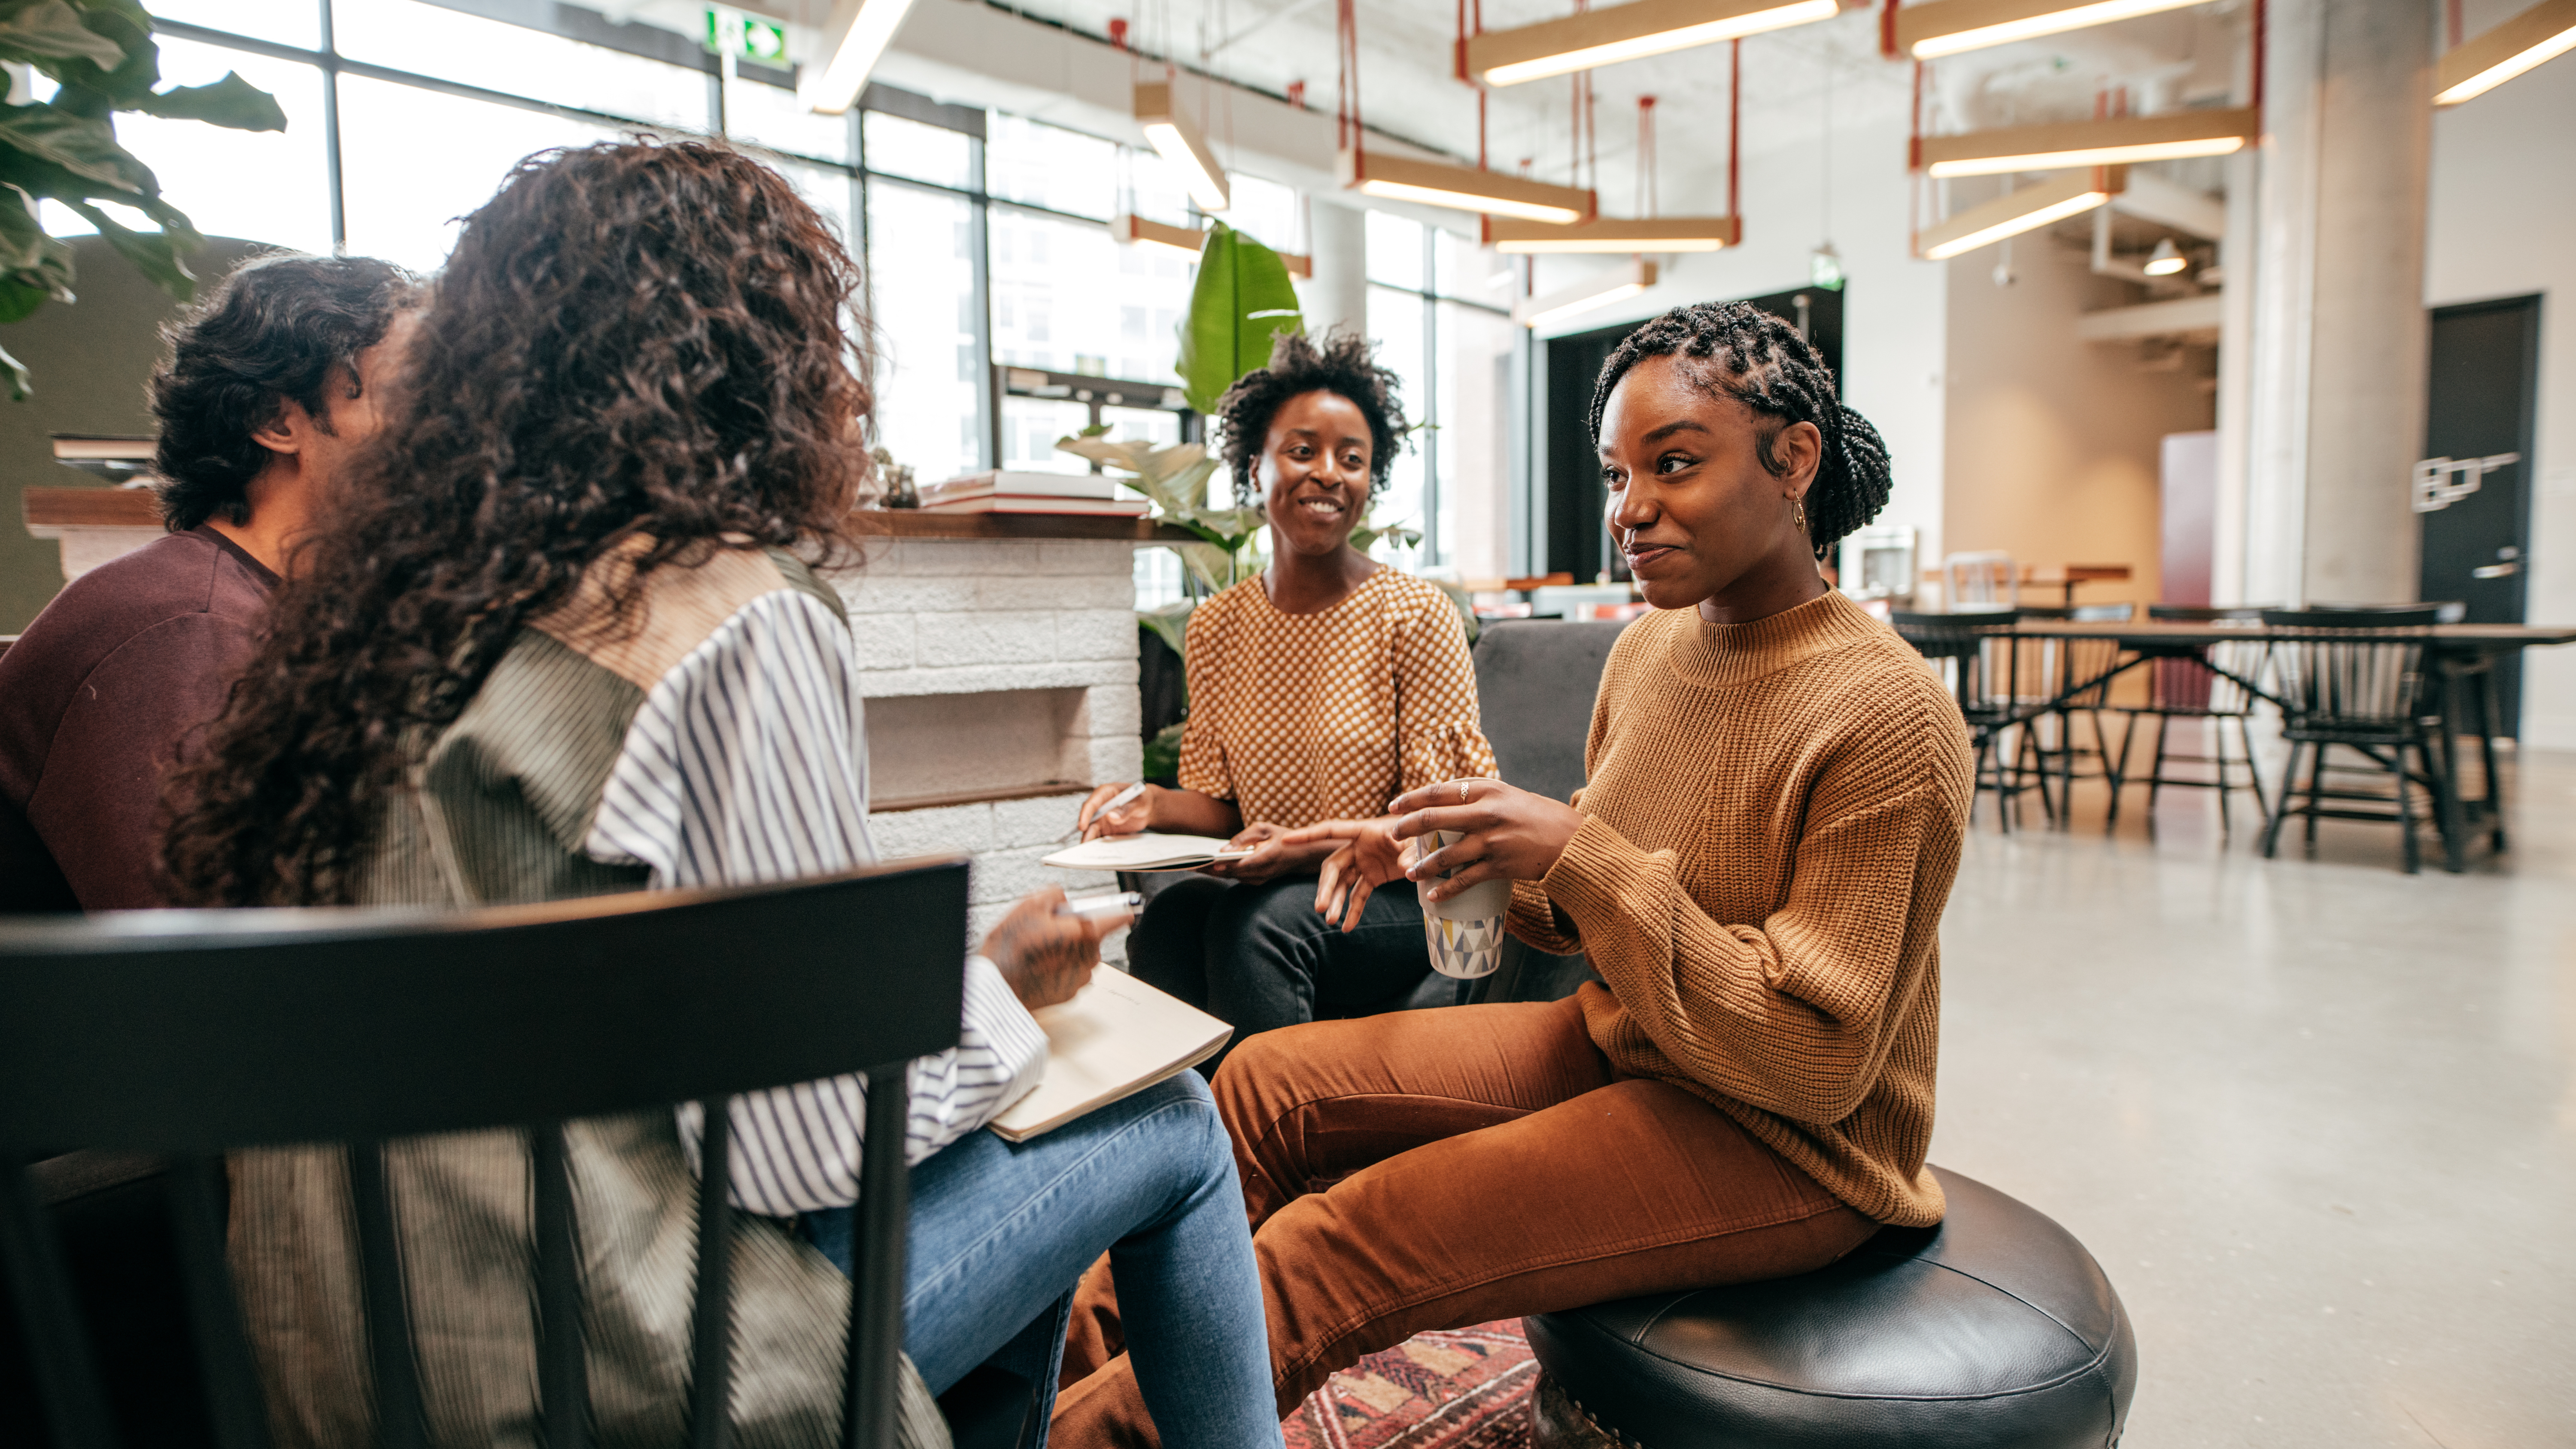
1052, 301, 1973, 1449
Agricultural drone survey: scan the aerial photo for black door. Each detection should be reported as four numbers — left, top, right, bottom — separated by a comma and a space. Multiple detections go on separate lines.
2418, 295, 2540, 735
1542, 286, 1844, 583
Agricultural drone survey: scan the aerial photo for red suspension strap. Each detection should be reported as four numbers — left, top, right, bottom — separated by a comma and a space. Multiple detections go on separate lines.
1727, 39, 1741, 220
2251, 0, 2266, 112
1336, 0, 1361, 156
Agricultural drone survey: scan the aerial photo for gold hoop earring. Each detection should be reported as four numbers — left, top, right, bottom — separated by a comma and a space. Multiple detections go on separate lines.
1791, 496, 1807, 531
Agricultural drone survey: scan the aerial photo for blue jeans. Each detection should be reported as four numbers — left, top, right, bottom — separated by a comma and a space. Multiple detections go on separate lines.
799, 1072, 1282, 1449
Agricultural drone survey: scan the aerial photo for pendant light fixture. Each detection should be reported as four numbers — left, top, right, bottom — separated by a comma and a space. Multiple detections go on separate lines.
1915, 107, 2257, 177
1134, 82, 1231, 213
801, 0, 919, 113
2142, 236, 2186, 275
1894, 0, 2212, 61
1915, 167, 2125, 261
2436, 0, 2576, 104
1341, 0, 1595, 223
1465, 0, 1847, 87
1110, 213, 1312, 276
1483, 78, 1741, 252
1513, 258, 1658, 328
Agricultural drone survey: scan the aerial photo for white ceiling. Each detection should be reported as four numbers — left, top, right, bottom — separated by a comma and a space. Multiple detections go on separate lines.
630, 0, 2251, 220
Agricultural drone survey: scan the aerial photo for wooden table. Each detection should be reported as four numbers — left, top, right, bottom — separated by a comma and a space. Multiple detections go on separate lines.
1920, 563, 2134, 605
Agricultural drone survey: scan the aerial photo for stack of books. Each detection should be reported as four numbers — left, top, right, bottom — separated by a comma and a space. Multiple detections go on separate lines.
918, 471, 1150, 516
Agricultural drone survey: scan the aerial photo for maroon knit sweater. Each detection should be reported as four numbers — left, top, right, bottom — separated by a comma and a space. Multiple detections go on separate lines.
0, 526, 276, 910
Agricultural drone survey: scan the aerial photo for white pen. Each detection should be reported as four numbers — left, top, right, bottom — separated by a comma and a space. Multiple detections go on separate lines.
1068, 781, 1149, 841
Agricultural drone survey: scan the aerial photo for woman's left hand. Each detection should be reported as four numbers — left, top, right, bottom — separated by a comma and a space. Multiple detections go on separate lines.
1204, 821, 1334, 884
1386, 778, 1586, 903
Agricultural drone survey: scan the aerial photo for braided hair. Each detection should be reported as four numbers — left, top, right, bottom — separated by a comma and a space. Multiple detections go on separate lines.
1215, 328, 1409, 506
1587, 301, 1893, 553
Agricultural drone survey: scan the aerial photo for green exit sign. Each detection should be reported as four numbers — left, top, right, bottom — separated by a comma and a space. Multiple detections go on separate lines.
705, 7, 789, 65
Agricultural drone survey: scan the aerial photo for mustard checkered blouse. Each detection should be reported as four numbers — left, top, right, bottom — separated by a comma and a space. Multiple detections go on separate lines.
1177, 568, 1497, 830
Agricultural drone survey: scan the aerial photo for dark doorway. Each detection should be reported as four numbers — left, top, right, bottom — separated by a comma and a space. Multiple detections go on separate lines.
2418, 294, 2540, 735
1540, 286, 1845, 582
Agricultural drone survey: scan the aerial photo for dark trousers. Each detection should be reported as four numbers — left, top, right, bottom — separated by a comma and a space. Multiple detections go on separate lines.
1125, 874, 1439, 1070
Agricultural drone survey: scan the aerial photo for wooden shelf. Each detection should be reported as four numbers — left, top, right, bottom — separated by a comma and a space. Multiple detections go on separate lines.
871, 780, 1090, 814
23, 487, 1201, 545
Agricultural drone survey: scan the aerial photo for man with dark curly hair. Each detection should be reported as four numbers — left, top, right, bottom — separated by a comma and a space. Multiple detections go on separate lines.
0, 252, 417, 909
1074, 328, 1496, 1065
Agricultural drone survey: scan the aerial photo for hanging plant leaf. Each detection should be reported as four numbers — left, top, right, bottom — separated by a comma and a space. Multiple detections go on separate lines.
62, 195, 192, 301
0, 105, 149, 195
0, 0, 126, 71
0, 334, 29, 400
131, 73, 288, 132
1176, 220, 1302, 415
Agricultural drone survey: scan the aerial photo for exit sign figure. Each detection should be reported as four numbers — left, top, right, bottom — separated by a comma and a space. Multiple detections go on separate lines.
706, 6, 789, 65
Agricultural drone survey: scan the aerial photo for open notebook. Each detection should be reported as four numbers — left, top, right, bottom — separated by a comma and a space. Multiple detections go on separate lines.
987, 969, 1233, 1143
1042, 832, 1255, 872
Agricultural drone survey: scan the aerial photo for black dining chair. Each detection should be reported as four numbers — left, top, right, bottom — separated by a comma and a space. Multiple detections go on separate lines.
2021, 602, 2135, 821
2256, 608, 2463, 873
0, 860, 969, 1449
2107, 605, 2273, 835
1891, 609, 2045, 830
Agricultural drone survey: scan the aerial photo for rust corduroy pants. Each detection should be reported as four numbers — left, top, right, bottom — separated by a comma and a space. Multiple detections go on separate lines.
1049, 992, 1879, 1449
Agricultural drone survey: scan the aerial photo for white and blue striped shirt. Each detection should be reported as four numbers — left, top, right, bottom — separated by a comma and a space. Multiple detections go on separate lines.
582, 586, 1049, 1216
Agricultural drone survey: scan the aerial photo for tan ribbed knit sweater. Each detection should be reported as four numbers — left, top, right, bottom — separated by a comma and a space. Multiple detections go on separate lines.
1507, 590, 1973, 1227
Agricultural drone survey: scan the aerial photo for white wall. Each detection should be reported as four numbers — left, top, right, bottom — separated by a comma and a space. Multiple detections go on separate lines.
1526, 61, 1949, 580
2425, 51, 2576, 747
1940, 201, 2214, 613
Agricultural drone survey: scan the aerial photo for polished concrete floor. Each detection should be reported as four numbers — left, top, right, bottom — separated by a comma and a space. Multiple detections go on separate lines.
1930, 735, 2575, 1447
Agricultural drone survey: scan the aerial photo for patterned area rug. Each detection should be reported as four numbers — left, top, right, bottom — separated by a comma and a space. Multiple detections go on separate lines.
1284, 1320, 1537, 1449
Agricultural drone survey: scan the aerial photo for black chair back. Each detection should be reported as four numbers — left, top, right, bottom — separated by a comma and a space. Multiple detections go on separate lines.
0, 860, 969, 1449
1470, 619, 1630, 805
2259, 608, 2438, 732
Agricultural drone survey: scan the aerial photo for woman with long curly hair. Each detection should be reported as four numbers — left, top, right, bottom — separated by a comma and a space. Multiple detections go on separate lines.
1071, 329, 1495, 1069
166, 139, 1280, 1449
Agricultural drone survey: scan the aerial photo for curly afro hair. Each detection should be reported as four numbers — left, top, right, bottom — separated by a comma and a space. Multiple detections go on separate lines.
1214, 327, 1409, 506
1587, 301, 1893, 554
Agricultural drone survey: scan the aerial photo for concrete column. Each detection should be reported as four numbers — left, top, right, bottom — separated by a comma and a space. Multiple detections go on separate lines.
2242, 0, 2435, 606
1298, 199, 1369, 340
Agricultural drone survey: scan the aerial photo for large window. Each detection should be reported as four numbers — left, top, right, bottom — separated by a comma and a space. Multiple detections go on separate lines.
107, 2, 1514, 595
1364, 213, 1515, 577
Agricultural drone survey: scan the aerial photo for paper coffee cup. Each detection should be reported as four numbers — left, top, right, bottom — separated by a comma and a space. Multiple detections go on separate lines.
1414, 829, 1509, 980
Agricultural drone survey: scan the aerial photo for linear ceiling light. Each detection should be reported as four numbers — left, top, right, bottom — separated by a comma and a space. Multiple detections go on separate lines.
1513, 259, 1659, 328
2436, 0, 2576, 103
1896, 0, 2210, 60
1135, 82, 1231, 213
1917, 107, 2255, 177
1483, 214, 1741, 253
1110, 214, 1313, 276
1465, 0, 1845, 86
1916, 167, 2124, 260
1340, 150, 1595, 225
801, 0, 919, 114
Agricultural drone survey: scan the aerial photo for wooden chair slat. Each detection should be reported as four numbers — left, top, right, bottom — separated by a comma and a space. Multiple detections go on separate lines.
167, 1154, 275, 1449
348, 1142, 429, 1449
1, 1156, 118, 1449
533, 1123, 591, 1449
689, 1098, 736, 1449
843, 1069, 911, 1449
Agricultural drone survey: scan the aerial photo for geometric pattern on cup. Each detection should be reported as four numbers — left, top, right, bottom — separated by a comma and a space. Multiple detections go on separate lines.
1424, 911, 1505, 979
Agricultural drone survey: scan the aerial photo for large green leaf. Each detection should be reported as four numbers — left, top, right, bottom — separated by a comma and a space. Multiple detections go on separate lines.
0, 102, 146, 193
132, 72, 286, 132
0, 334, 29, 398
33, 0, 154, 107
62, 194, 191, 300
1175, 221, 1302, 415
0, 0, 124, 70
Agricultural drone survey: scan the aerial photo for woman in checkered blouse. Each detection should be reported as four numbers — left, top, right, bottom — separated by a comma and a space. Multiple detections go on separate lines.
1076, 330, 1496, 1066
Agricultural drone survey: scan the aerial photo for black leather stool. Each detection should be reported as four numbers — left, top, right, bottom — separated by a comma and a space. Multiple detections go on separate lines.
1524, 1167, 2136, 1449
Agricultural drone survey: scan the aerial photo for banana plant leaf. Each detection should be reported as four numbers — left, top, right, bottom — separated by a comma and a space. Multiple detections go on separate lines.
1176, 221, 1302, 415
